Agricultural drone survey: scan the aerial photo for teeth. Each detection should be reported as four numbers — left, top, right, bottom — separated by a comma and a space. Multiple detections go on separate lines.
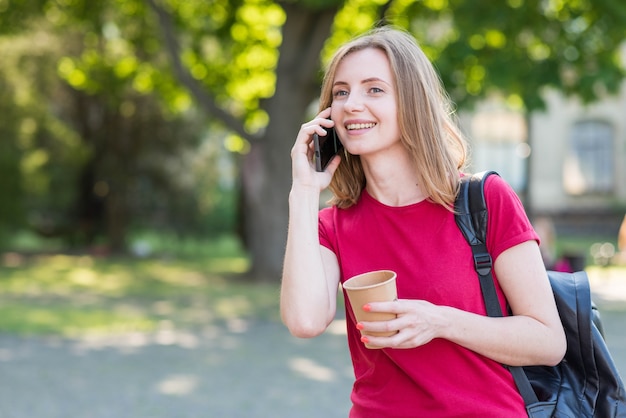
346, 123, 376, 130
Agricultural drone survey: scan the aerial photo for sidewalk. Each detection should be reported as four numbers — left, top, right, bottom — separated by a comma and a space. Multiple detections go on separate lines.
0, 272, 624, 418
0, 319, 353, 418
588, 267, 626, 375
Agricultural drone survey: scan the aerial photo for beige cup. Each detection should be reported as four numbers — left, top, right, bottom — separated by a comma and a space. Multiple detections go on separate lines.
343, 270, 398, 348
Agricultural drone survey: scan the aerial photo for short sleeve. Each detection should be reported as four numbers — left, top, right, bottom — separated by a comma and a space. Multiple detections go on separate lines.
484, 174, 539, 262
318, 206, 337, 252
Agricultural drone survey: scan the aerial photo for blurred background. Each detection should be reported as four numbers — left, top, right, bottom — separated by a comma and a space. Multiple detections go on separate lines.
1, 1, 625, 417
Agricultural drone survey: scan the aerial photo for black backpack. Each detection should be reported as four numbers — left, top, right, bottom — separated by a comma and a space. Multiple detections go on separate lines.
455, 171, 626, 418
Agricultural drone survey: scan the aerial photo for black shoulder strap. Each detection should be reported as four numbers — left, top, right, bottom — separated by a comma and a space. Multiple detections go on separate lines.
454, 171, 540, 407
454, 171, 502, 318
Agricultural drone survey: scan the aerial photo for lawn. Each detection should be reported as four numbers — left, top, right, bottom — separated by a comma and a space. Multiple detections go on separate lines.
1, 232, 623, 338
0, 237, 281, 337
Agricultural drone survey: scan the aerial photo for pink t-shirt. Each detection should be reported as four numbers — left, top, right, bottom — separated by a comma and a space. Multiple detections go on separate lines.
319, 174, 538, 417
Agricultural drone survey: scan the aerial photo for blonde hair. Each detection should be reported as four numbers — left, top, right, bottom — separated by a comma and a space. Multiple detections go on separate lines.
319, 26, 467, 209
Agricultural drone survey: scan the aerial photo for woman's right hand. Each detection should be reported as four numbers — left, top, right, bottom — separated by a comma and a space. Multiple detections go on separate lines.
291, 107, 341, 191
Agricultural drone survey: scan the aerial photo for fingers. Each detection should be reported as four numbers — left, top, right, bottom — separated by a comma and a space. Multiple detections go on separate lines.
358, 316, 401, 335
356, 300, 437, 349
291, 108, 334, 166
359, 324, 431, 349
294, 108, 334, 146
324, 153, 342, 174
364, 301, 402, 314
290, 108, 340, 187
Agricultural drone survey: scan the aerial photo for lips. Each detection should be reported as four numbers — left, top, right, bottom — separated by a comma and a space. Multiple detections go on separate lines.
346, 122, 377, 130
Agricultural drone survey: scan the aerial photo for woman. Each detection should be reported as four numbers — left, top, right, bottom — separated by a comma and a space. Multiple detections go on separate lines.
281, 26, 566, 417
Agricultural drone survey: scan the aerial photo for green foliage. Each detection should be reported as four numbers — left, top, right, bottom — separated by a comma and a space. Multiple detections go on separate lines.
0, 2, 242, 249
320, 0, 626, 111
280, 0, 345, 10
322, 0, 388, 61
168, 0, 285, 132
0, 79, 25, 240
0, 31, 89, 243
1, 0, 625, 262
2, 0, 625, 135
422, 0, 626, 110
0, 0, 289, 250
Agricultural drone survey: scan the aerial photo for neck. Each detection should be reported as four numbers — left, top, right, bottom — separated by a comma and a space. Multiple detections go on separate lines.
362, 152, 426, 207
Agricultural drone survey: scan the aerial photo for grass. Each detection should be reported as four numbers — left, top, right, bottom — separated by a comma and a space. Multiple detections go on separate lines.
1, 232, 623, 338
0, 236, 281, 337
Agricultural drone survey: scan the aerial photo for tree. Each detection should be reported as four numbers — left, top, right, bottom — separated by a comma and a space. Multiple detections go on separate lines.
0, 29, 90, 246
1, 0, 625, 278
0, 4, 211, 250
144, 0, 345, 280
145, 0, 625, 279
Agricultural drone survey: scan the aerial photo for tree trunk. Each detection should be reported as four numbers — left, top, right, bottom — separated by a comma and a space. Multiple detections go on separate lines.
241, 4, 337, 280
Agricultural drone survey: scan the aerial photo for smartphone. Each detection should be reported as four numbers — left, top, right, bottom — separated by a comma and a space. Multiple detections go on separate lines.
314, 126, 343, 172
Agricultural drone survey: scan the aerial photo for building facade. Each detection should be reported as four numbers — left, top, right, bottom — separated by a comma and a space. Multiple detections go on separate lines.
460, 85, 626, 239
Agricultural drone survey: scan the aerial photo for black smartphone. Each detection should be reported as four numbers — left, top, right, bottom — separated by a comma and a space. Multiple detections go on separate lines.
314, 126, 343, 172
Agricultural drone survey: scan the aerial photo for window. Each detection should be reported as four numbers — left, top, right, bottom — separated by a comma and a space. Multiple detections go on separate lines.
470, 108, 528, 192
563, 120, 614, 195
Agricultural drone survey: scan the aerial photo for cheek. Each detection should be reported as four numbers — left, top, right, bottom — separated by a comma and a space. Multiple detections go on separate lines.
382, 108, 400, 130
330, 104, 341, 121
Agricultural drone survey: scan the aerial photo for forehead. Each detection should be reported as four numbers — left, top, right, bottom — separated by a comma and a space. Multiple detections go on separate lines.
334, 47, 393, 83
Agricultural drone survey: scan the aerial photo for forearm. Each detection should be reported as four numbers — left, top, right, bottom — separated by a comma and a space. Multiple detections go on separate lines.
281, 186, 337, 338
439, 307, 565, 366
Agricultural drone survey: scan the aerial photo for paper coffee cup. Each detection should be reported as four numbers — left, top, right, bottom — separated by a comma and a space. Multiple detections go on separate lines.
343, 270, 398, 348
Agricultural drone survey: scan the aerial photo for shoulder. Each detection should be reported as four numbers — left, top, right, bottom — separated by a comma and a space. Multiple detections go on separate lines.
483, 172, 512, 194
483, 173, 524, 212
458, 171, 520, 212
480, 173, 538, 259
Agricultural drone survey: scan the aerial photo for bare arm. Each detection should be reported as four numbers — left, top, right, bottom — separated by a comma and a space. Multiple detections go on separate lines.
280, 109, 341, 338
360, 241, 567, 366
439, 241, 565, 365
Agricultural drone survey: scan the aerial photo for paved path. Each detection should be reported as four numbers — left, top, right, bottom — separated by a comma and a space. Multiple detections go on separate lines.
0, 319, 353, 418
0, 273, 624, 418
587, 269, 626, 376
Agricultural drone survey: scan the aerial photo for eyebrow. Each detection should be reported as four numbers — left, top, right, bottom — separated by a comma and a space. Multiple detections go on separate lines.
333, 77, 392, 87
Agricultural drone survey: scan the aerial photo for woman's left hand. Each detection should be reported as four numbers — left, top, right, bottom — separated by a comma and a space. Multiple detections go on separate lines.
356, 299, 447, 349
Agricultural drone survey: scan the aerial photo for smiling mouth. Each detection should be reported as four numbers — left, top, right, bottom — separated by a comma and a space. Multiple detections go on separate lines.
346, 123, 376, 130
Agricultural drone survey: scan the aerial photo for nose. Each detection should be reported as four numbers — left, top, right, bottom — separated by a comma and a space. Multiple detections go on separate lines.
343, 92, 365, 112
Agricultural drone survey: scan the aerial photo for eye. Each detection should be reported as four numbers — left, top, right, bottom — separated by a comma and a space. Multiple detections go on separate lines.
333, 89, 348, 98
370, 87, 384, 94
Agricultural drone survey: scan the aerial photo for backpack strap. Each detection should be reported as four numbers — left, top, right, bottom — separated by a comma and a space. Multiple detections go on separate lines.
454, 171, 502, 317
454, 171, 540, 407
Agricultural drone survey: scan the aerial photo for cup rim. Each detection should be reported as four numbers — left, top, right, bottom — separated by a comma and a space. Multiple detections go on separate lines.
342, 269, 396, 290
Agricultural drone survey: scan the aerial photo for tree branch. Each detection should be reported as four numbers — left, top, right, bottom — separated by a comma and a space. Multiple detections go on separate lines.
144, 0, 256, 143
376, 1, 393, 25
276, 2, 338, 97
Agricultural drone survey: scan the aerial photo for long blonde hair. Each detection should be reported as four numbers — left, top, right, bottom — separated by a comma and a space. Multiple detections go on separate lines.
319, 27, 467, 209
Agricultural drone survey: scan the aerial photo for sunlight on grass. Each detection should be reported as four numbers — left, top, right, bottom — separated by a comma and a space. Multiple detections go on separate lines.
4, 243, 620, 339
206, 257, 250, 273
68, 268, 99, 286
143, 263, 210, 287
0, 256, 136, 297
0, 250, 279, 337
215, 295, 253, 317
0, 304, 156, 337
